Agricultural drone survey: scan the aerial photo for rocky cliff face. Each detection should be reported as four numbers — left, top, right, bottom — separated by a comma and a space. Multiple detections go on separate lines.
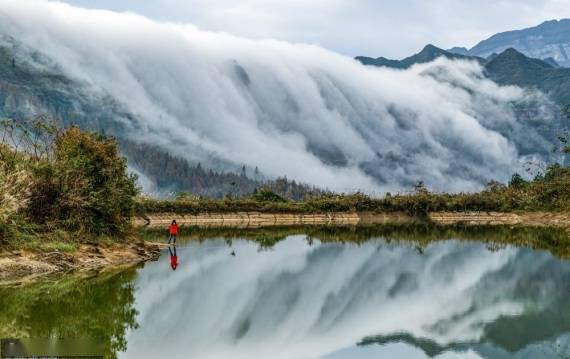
469, 19, 570, 67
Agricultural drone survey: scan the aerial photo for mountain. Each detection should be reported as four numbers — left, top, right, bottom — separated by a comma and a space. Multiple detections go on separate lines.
0, 36, 323, 199
447, 46, 470, 56
467, 19, 570, 67
543, 57, 560, 67
357, 44, 570, 108
356, 45, 569, 161
485, 48, 570, 106
356, 44, 484, 69
0, 0, 566, 195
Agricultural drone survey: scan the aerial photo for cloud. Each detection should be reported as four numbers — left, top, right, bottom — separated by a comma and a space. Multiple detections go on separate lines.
0, 0, 557, 193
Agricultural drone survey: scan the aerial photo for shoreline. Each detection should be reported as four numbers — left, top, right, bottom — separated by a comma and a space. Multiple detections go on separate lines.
0, 241, 160, 286
135, 211, 570, 228
2, 212, 568, 286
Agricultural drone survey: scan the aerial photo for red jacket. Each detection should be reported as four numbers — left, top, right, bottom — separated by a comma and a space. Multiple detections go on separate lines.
169, 224, 179, 235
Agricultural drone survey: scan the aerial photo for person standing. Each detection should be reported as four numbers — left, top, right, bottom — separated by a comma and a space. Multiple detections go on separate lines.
168, 220, 179, 244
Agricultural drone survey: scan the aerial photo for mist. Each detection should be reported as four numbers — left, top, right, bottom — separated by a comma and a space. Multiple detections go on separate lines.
0, 0, 557, 193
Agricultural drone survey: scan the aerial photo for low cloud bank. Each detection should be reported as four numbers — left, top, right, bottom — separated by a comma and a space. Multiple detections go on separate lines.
0, 0, 557, 193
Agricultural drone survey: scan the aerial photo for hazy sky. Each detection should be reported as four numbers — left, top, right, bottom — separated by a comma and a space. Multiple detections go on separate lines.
59, 0, 570, 58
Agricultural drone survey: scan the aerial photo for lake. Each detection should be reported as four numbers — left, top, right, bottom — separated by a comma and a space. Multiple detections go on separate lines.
2, 227, 570, 359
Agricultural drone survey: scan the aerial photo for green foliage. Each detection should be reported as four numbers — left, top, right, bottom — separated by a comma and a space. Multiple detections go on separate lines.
138, 166, 570, 215
25, 127, 138, 236
1, 120, 138, 246
508, 173, 528, 188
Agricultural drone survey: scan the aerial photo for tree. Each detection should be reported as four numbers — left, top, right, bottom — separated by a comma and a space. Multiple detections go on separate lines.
508, 173, 528, 188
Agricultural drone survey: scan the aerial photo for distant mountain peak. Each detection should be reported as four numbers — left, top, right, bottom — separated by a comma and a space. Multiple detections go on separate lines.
356, 44, 482, 69
421, 44, 443, 52
469, 18, 570, 67
447, 47, 470, 55
499, 47, 525, 57
416, 44, 450, 58
489, 47, 554, 69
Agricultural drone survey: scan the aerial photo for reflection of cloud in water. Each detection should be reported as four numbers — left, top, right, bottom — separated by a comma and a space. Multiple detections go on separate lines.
122, 238, 570, 359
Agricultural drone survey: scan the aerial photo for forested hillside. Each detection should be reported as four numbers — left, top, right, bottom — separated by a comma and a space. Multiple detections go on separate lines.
122, 141, 326, 200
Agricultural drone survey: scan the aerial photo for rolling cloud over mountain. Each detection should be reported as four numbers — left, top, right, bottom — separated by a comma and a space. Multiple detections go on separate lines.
0, 0, 560, 193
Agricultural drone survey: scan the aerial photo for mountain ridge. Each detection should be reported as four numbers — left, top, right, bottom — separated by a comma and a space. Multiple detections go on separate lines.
356, 44, 570, 108
356, 44, 484, 69
450, 19, 570, 67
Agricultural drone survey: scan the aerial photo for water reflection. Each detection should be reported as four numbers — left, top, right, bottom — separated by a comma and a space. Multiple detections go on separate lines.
0, 269, 139, 359
168, 245, 179, 271
2, 227, 570, 359
123, 235, 570, 359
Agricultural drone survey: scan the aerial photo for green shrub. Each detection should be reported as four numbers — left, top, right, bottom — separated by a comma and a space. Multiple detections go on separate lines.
1, 121, 138, 244
27, 127, 138, 236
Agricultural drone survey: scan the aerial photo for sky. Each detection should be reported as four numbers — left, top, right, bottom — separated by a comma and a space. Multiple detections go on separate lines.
59, 0, 570, 58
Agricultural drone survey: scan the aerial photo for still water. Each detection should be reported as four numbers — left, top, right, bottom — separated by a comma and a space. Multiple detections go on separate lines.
2, 228, 570, 359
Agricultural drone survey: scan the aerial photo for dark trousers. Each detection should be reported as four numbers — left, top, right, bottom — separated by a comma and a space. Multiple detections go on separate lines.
168, 234, 177, 244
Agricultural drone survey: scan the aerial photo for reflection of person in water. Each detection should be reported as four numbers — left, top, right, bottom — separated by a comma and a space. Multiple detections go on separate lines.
168, 245, 178, 271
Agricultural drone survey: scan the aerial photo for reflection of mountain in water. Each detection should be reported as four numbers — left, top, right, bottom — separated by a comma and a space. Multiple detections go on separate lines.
359, 332, 570, 358
123, 238, 570, 359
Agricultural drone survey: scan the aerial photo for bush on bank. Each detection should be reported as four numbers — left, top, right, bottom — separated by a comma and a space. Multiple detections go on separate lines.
1, 120, 138, 246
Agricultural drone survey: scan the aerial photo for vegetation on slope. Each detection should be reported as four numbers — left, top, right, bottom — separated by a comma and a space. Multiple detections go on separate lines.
122, 140, 326, 200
